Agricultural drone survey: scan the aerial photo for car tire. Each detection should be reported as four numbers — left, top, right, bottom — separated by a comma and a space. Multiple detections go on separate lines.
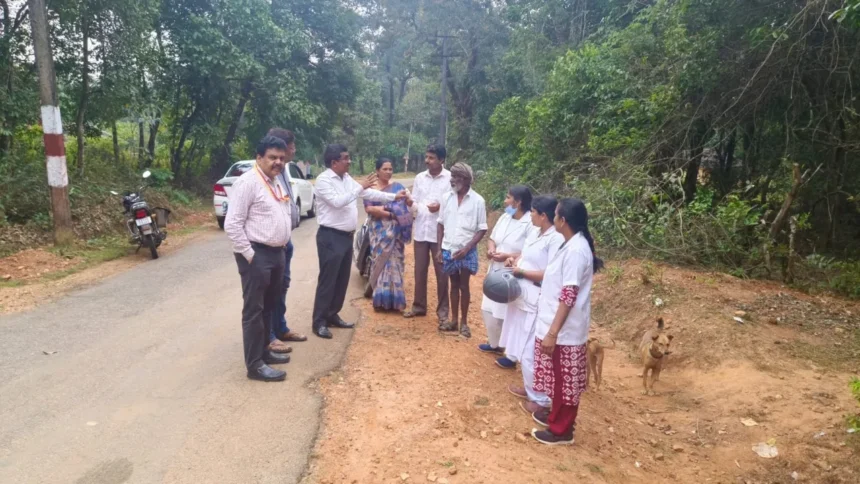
295, 198, 302, 226
217, 216, 225, 230
307, 196, 316, 218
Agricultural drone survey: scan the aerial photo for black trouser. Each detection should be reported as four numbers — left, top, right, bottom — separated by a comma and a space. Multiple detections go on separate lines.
312, 226, 354, 332
235, 243, 285, 371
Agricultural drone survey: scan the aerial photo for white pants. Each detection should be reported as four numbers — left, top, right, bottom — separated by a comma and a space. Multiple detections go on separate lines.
521, 326, 550, 407
482, 310, 504, 349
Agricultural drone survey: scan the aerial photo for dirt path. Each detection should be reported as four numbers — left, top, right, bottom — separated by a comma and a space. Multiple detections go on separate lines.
305, 247, 860, 484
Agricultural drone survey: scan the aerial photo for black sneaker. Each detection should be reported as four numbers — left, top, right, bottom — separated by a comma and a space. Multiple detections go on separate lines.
531, 429, 574, 446
532, 409, 549, 427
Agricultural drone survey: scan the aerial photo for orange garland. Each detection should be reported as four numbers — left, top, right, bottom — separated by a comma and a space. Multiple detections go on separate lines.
255, 164, 290, 203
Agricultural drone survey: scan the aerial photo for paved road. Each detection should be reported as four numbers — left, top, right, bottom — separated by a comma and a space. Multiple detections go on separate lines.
0, 189, 396, 483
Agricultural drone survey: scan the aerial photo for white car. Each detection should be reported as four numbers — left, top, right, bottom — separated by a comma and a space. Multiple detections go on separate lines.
214, 160, 315, 229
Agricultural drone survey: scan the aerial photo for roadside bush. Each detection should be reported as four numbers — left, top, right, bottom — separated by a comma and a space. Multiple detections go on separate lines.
472, 163, 520, 210
830, 262, 860, 299
0, 132, 205, 252
849, 378, 860, 432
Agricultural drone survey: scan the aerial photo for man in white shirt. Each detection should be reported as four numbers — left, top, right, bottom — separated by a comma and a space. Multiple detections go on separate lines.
435, 162, 488, 338
312, 144, 407, 339
403, 144, 451, 323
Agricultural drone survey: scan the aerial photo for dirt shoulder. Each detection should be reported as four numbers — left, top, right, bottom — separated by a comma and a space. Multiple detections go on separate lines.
305, 246, 860, 484
0, 211, 218, 315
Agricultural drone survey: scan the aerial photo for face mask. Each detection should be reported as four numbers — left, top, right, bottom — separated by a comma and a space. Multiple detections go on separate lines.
504, 206, 516, 216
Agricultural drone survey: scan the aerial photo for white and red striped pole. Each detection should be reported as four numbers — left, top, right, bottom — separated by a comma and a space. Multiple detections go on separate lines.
29, 0, 73, 244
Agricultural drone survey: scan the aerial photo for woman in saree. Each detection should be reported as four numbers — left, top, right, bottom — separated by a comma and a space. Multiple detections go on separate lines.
363, 158, 413, 311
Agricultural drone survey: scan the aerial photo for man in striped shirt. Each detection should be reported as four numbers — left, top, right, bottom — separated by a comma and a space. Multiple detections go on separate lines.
224, 136, 293, 382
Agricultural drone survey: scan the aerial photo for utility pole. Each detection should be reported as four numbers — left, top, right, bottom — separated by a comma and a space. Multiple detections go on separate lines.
29, 0, 73, 245
439, 33, 448, 146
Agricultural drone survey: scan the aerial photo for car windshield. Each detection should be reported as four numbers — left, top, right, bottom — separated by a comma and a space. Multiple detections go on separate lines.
226, 163, 253, 177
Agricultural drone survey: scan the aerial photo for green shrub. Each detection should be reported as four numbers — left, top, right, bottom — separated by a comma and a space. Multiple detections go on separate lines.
829, 261, 860, 299
849, 378, 860, 432
147, 168, 175, 187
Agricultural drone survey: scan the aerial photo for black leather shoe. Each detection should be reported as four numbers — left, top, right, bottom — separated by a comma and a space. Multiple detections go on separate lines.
328, 316, 355, 329
315, 327, 333, 339
264, 351, 290, 365
247, 364, 286, 382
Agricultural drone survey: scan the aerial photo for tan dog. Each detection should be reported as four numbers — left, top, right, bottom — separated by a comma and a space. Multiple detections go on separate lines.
586, 337, 615, 391
639, 318, 673, 395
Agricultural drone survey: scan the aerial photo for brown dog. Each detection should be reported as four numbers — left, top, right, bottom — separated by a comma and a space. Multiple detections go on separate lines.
586, 337, 615, 391
639, 318, 673, 395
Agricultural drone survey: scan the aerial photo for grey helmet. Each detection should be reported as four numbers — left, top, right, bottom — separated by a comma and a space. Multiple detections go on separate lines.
482, 269, 522, 304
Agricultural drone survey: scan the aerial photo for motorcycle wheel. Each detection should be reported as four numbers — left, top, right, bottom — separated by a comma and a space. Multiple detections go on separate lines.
145, 234, 159, 259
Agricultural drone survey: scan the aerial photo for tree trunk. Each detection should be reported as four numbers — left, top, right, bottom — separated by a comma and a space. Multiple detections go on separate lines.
439, 34, 448, 145
825, 118, 846, 249
214, 78, 253, 174
171, 103, 199, 179
446, 34, 479, 151
75, 17, 89, 176
717, 129, 736, 195
405, 121, 413, 173
147, 117, 159, 164
111, 120, 119, 164
388, 76, 395, 128
28, 0, 73, 245
1, 4, 18, 155
784, 216, 798, 283
764, 164, 802, 275
138, 120, 145, 167
683, 120, 707, 203
398, 75, 409, 103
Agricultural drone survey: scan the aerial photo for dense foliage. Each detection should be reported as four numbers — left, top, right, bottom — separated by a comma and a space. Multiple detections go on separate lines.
367, 0, 860, 293
1, 0, 362, 220
1, 0, 859, 294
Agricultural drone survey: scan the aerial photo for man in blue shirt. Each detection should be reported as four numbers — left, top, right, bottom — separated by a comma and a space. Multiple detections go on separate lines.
267, 128, 308, 352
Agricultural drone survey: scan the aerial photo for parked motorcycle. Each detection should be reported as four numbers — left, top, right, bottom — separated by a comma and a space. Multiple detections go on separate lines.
111, 170, 168, 259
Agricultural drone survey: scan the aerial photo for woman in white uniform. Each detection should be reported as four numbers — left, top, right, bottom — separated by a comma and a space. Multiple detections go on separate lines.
530, 198, 603, 446
477, 186, 533, 367
500, 196, 564, 413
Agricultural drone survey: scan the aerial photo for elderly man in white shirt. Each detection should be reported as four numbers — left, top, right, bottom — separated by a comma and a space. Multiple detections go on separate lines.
312, 144, 407, 339
435, 162, 488, 338
403, 144, 451, 323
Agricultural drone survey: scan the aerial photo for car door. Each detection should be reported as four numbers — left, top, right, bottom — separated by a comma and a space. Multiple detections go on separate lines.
288, 163, 312, 211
